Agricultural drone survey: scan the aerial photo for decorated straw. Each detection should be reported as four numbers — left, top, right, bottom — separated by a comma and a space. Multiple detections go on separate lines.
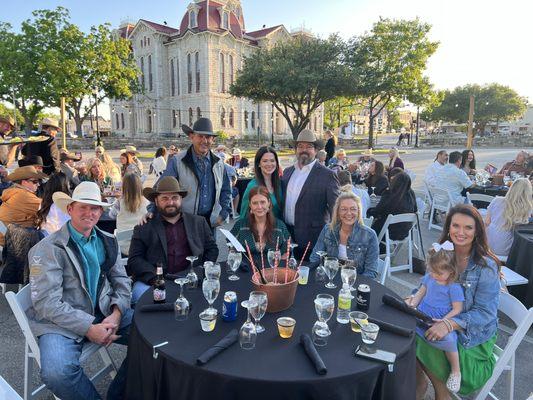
297, 241, 311, 270
260, 236, 266, 277
284, 237, 291, 283
274, 236, 280, 284
244, 240, 260, 282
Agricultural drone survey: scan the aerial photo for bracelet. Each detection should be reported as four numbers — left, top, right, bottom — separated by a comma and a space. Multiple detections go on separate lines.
442, 319, 453, 333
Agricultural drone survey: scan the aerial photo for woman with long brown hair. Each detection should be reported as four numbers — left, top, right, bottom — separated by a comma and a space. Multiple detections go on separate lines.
415, 204, 500, 399
120, 152, 142, 178
231, 186, 290, 267
364, 160, 388, 196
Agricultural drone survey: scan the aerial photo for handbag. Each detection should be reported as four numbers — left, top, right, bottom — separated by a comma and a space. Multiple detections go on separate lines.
411, 213, 426, 275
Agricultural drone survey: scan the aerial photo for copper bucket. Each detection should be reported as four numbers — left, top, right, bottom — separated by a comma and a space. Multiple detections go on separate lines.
251, 268, 299, 313
492, 174, 504, 186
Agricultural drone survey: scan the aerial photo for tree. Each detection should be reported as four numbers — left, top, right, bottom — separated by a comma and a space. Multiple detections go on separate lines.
230, 34, 354, 139
426, 84, 526, 135
347, 18, 439, 148
323, 97, 364, 130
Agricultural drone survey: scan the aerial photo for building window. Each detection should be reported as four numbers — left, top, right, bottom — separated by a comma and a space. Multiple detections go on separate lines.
251, 111, 256, 129
140, 39, 143, 48
222, 12, 229, 30
220, 107, 226, 128
115, 113, 119, 129
121, 113, 125, 129
187, 54, 192, 93
195, 52, 200, 93
147, 110, 152, 133
177, 109, 181, 126
140, 57, 145, 90
244, 111, 248, 129
170, 59, 175, 96
172, 110, 177, 128
176, 60, 180, 95
314, 115, 318, 131
196, 107, 202, 120
147, 37, 150, 46
189, 107, 193, 125
229, 54, 234, 87
148, 55, 153, 91
229, 108, 234, 128
189, 10, 198, 28
219, 53, 225, 93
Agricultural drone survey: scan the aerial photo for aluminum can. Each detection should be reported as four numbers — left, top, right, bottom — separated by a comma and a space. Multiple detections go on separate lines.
222, 291, 238, 321
356, 284, 371, 310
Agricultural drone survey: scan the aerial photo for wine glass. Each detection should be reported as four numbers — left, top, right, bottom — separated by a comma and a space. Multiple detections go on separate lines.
288, 243, 298, 269
202, 278, 220, 313
174, 278, 190, 321
185, 256, 198, 289
313, 293, 334, 342
205, 262, 221, 280
341, 266, 357, 292
227, 249, 242, 281
315, 250, 328, 282
249, 291, 268, 333
323, 257, 339, 289
267, 249, 281, 268
239, 300, 258, 350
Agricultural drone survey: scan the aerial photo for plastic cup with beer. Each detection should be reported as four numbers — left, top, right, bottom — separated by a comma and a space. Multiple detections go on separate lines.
277, 317, 296, 338
349, 311, 368, 333
298, 266, 310, 285
199, 309, 218, 332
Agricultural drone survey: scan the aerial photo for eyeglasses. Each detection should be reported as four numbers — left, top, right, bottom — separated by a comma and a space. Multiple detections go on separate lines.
339, 207, 358, 213
297, 144, 315, 151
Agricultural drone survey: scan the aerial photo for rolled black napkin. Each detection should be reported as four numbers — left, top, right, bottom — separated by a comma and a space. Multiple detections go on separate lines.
139, 303, 174, 312
368, 317, 413, 337
196, 329, 239, 365
382, 294, 433, 324
299, 334, 327, 375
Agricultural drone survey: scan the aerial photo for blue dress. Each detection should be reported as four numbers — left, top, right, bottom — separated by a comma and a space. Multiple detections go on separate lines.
416, 274, 465, 352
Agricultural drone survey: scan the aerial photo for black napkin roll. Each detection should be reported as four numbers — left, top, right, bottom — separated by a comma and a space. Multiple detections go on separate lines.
368, 317, 413, 337
196, 329, 239, 365
139, 303, 175, 312
382, 294, 433, 324
299, 334, 327, 375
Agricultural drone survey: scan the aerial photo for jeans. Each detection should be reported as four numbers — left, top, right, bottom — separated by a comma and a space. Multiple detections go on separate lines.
131, 281, 151, 306
39, 308, 133, 400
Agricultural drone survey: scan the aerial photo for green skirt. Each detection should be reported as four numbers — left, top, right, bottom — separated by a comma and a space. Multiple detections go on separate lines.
416, 335, 497, 396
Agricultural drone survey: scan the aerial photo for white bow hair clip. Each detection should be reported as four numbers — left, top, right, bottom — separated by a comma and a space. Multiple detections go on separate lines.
432, 241, 454, 252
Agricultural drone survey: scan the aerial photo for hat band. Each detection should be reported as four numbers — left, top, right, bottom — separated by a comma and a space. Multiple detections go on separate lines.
76, 197, 102, 202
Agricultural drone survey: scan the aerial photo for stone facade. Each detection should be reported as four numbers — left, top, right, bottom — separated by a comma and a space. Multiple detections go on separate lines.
110, 0, 323, 139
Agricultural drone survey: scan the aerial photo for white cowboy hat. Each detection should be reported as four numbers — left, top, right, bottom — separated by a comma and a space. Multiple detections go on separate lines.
40, 117, 61, 130
232, 148, 242, 156
125, 145, 139, 155
53, 181, 111, 214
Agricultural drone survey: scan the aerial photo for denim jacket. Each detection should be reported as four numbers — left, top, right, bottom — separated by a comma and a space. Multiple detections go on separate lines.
451, 256, 500, 349
309, 222, 379, 279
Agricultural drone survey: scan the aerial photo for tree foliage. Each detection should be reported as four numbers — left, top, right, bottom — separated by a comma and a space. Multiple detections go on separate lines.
323, 97, 364, 130
347, 18, 439, 148
230, 34, 354, 139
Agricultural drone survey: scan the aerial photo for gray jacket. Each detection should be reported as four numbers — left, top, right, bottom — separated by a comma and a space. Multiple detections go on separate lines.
27, 224, 131, 341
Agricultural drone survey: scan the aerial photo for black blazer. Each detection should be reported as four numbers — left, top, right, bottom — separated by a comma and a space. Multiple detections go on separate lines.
128, 212, 218, 284
282, 162, 340, 259
365, 175, 389, 196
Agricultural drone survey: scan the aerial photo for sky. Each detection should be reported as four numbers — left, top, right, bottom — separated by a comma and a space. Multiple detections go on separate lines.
3, 0, 532, 119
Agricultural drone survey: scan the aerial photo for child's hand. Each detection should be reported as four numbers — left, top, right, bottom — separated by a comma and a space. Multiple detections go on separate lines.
432, 318, 442, 322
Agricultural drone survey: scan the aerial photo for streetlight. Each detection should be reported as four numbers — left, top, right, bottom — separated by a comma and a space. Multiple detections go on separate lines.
93, 87, 102, 147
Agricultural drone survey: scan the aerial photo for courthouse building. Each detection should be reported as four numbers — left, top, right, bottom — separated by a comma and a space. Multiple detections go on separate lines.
110, 0, 323, 138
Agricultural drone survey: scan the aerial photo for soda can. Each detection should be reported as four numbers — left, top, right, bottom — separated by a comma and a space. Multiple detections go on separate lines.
222, 291, 238, 322
356, 284, 371, 310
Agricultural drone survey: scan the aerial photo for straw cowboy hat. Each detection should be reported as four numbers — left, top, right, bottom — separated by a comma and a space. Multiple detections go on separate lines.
295, 129, 318, 143
231, 148, 242, 156
40, 117, 61, 130
125, 145, 139, 155
18, 156, 44, 168
53, 181, 111, 214
143, 176, 188, 202
181, 117, 217, 136
6, 166, 47, 182
0, 115, 15, 128
60, 150, 81, 162
362, 148, 374, 156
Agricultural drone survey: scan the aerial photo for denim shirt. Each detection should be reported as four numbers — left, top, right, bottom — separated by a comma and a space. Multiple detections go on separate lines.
451, 256, 500, 349
309, 222, 379, 279
192, 151, 215, 216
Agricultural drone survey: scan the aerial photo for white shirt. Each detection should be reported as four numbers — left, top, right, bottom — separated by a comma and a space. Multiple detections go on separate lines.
284, 160, 317, 225
40, 203, 70, 235
338, 244, 348, 260
424, 161, 445, 186
436, 164, 473, 205
151, 156, 167, 177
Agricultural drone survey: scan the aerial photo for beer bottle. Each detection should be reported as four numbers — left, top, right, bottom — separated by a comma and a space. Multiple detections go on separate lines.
153, 263, 166, 304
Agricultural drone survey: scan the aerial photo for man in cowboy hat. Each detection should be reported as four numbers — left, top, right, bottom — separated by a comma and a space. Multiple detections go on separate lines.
18, 155, 44, 172
0, 166, 46, 245
21, 117, 61, 175
0, 115, 19, 166
60, 149, 82, 189
129, 176, 218, 303
157, 117, 231, 228
27, 181, 132, 400
282, 129, 340, 260
125, 145, 143, 172
228, 147, 249, 169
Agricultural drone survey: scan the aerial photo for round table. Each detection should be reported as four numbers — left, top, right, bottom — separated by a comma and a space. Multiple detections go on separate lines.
125, 268, 417, 400
507, 224, 533, 308
466, 185, 509, 198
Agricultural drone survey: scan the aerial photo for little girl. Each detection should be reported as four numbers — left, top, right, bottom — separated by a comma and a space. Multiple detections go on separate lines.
407, 241, 464, 393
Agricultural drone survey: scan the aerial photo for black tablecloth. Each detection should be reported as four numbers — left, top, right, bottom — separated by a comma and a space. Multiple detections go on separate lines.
125, 268, 416, 400
235, 177, 252, 214
96, 212, 116, 234
507, 225, 533, 308
466, 185, 509, 198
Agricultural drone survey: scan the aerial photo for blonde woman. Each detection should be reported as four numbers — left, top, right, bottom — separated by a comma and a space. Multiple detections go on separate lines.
328, 148, 349, 169
309, 191, 379, 278
81, 157, 113, 190
100, 153, 121, 183
388, 147, 404, 172
485, 178, 533, 256
109, 173, 150, 255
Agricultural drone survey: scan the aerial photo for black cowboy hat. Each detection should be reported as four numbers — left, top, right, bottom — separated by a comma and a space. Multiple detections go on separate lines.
18, 156, 44, 168
181, 117, 217, 136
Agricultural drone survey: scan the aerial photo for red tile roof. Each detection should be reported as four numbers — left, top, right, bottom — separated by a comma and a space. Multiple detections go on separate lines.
245, 25, 283, 38
140, 19, 179, 35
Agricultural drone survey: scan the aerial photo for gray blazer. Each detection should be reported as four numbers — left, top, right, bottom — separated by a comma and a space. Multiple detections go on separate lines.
128, 212, 219, 285
27, 224, 131, 341
282, 161, 340, 258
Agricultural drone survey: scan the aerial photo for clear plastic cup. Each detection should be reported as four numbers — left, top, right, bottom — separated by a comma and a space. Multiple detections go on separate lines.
199, 309, 217, 332
298, 266, 310, 285
349, 311, 368, 333
361, 322, 380, 344
277, 317, 296, 338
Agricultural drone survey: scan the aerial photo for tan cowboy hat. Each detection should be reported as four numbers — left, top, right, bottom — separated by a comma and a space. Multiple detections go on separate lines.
296, 129, 317, 143
0, 115, 15, 128
143, 176, 188, 202
6, 166, 47, 182
362, 148, 374, 156
125, 145, 139, 155
231, 148, 242, 156
53, 181, 111, 214
60, 150, 81, 162
40, 117, 61, 130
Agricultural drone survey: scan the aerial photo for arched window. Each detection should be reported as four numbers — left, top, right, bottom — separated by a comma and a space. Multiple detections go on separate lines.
228, 54, 234, 87
147, 38, 150, 46
222, 12, 229, 30
251, 111, 256, 129
148, 55, 153, 91
244, 111, 248, 129
196, 107, 201, 119
220, 107, 226, 128
229, 108, 234, 128
195, 52, 200, 92
147, 110, 152, 133
140, 39, 143, 48
170, 59, 175, 96
172, 110, 177, 128
176, 60, 180, 95
115, 113, 119, 129
140, 57, 145, 90
187, 54, 192, 94
189, 10, 198, 28
188, 107, 193, 125
121, 113, 125, 129
219, 53, 225, 93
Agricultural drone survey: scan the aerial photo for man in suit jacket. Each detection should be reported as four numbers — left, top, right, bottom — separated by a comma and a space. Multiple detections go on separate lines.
128, 176, 218, 304
282, 129, 340, 260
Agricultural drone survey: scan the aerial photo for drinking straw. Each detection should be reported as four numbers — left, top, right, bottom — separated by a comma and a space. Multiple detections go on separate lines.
297, 242, 311, 269
284, 237, 291, 283
244, 240, 260, 281
274, 236, 280, 284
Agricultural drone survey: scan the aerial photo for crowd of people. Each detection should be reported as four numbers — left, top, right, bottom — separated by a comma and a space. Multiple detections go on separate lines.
0, 115, 531, 399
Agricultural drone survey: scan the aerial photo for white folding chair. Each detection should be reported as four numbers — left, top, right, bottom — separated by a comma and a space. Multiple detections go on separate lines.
5, 285, 117, 400
376, 255, 390, 285
114, 228, 134, 267
405, 169, 416, 184
0, 374, 22, 400
427, 186, 453, 231
466, 192, 495, 216
501, 266, 528, 287
473, 292, 533, 400
363, 216, 374, 227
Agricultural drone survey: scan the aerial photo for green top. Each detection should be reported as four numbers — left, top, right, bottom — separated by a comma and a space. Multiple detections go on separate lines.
67, 222, 105, 306
80, 175, 113, 192
239, 178, 283, 219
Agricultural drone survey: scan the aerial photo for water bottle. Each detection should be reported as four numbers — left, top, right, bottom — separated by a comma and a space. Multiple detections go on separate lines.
336, 283, 352, 324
